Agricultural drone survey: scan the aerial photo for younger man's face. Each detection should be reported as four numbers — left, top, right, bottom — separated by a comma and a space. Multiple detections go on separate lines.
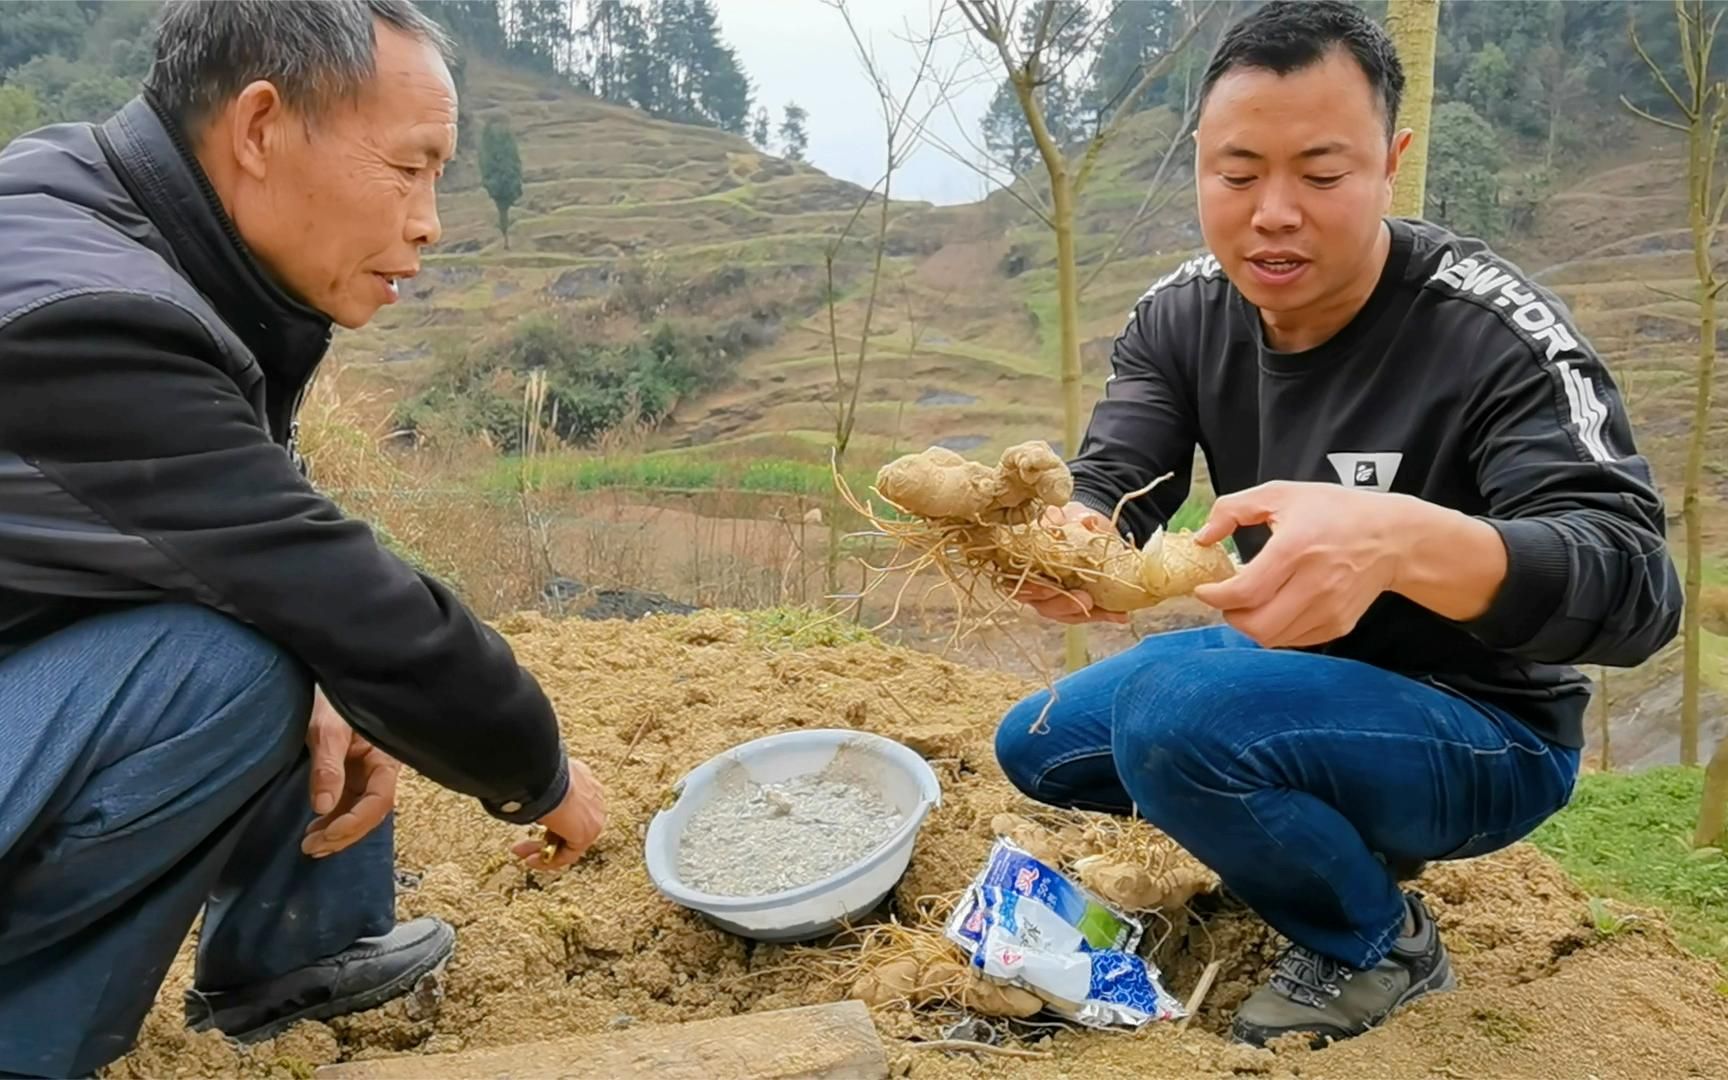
1193, 46, 1408, 321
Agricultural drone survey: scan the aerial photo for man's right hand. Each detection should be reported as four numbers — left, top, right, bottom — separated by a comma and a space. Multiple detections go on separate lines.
511, 757, 607, 871
1009, 501, 1129, 625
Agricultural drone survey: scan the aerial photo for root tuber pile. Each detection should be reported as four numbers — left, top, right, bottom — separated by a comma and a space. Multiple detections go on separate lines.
842, 441, 1236, 619
989, 812, 1217, 914
850, 954, 1044, 1018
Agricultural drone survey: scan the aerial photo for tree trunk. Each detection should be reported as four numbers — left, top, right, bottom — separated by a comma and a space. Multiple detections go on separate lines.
1385, 0, 1440, 217
1544, 4, 1566, 174
1597, 665, 1611, 771
1009, 56, 1091, 673
1697, 736, 1728, 847
826, 461, 843, 601
499, 203, 511, 251
1682, 111, 1715, 769
1546, 99, 1560, 175
1052, 176, 1090, 672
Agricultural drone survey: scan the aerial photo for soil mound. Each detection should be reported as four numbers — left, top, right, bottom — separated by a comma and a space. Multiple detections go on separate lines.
109, 612, 1728, 1079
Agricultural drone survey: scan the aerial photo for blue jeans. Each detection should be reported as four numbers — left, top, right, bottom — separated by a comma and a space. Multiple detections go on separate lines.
993, 626, 1579, 970
0, 604, 395, 1078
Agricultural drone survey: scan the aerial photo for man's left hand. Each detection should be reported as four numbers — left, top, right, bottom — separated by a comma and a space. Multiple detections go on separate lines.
303, 688, 402, 858
1189, 480, 1409, 649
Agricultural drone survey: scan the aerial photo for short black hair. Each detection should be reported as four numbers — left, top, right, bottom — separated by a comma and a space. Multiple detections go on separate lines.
144, 0, 453, 131
1197, 0, 1405, 137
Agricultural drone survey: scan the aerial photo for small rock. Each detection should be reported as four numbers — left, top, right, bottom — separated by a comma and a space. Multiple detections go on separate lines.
402, 969, 445, 1022
941, 1016, 1000, 1045
609, 1014, 636, 1029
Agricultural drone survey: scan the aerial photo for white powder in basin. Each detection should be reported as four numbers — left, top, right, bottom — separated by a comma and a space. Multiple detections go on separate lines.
677, 772, 906, 897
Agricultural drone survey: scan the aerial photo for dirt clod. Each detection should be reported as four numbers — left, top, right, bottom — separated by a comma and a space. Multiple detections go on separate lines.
105, 612, 1728, 1079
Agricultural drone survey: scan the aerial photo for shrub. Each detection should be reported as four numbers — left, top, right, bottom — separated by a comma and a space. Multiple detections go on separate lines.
396, 313, 747, 451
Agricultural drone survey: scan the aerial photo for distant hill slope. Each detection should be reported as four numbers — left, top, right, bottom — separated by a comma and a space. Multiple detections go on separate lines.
338, 57, 1723, 566
326, 55, 1725, 764
337, 59, 930, 375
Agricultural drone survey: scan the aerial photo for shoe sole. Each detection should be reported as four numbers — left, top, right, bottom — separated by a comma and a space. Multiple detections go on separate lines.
211, 922, 457, 1046
1230, 948, 1456, 1049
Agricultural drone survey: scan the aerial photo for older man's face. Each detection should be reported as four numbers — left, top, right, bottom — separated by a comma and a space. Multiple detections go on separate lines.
236, 24, 456, 329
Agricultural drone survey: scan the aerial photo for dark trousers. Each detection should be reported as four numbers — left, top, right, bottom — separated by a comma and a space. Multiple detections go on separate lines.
994, 625, 1579, 970
0, 604, 395, 1077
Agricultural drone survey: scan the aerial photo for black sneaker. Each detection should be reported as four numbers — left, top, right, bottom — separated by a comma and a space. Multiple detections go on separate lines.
184, 916, 456, 1044
1230, 892, 1454, 1048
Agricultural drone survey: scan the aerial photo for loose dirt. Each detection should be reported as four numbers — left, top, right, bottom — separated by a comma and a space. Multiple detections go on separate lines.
107, 611, 1728, 1079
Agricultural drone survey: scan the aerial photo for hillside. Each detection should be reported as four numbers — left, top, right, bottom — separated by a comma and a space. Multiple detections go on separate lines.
338, 58, 924, 379
320, 50, 1728, 767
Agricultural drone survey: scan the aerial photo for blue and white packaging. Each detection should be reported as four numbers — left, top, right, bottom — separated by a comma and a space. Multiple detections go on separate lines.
972, 887, 1183, 1027
944, 838, 1141, 954
943, 839, 1184, 1029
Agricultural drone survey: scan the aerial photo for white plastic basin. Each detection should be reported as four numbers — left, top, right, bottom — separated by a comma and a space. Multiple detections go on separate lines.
644, 728, 942, 942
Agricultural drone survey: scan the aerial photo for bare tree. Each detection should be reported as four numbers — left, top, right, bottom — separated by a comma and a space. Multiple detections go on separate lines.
1623, 0, 1728, 842
820, 0, 952, 602
955, 0, 1213, 670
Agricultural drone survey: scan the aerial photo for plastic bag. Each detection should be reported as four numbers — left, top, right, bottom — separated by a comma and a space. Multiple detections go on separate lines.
944, 837, 1140, 953
944, 838, 1184, 1028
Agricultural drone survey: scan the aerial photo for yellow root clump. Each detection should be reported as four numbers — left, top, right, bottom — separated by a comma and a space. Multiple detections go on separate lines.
853, 441, 1235, 614
849, 955, 1044, 1018
875, 443, 1073, 522
989, 812, 1219, 914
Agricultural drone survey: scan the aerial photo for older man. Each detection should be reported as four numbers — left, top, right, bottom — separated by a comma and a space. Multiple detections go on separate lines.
0, 2, 604, 1075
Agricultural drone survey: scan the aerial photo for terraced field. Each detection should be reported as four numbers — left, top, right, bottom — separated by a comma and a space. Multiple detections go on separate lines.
324, 58, 1726, 762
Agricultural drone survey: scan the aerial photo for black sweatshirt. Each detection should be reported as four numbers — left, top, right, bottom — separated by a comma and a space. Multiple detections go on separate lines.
1067, 217, 1682, 748
0, 97, 568, 823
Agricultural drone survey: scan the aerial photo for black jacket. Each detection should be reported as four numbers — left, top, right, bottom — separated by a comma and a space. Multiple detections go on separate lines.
0, 97, 568, 824
1068, 217, 1683, 749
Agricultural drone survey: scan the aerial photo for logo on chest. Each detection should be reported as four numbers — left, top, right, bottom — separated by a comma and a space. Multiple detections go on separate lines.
1326, 452, 1403, 492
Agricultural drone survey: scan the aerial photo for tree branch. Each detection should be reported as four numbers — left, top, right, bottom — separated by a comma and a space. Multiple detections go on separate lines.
1074, 2, 1214, 195
1040, 2, 1102, 89
1630, 7, 1696, 121
1014, 68, 1070, 199
1080, 101, 1197, 295
1029, 0, 1061, 61
918, 103, 1054, 223
955, 0, 1001, 48
1643, 282, 1702, 305
1622, 93, 1690, 132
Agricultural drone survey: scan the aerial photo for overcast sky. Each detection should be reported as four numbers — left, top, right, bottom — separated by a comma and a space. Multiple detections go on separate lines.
712, 0, 1004, 205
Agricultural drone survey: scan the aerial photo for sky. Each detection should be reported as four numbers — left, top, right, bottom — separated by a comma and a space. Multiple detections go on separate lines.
711, 0, 1005, 206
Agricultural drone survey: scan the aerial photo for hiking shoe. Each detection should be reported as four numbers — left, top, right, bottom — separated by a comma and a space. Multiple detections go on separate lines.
1231, 892, 1454, 1048
184, 916, 455, 1044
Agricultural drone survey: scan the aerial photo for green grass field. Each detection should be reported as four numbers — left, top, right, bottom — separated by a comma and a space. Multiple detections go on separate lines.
1530, 766, 1728, 971
487, 452, 869, 499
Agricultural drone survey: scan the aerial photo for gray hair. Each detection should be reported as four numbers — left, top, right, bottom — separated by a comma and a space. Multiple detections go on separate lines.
143, 0, 454, 129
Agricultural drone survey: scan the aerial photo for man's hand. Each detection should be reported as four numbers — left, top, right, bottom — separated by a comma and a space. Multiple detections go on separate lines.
511, 757, 606, 871
303, 688, 401, 858
1009, 501, 1129, 625
1189, 481, 1410, 649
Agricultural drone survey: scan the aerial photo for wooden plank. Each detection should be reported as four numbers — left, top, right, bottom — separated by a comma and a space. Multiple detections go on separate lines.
315, 1000, 887, 1080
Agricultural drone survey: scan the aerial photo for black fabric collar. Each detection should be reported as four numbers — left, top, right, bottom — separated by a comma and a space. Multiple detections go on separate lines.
98, 95, 332, 384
